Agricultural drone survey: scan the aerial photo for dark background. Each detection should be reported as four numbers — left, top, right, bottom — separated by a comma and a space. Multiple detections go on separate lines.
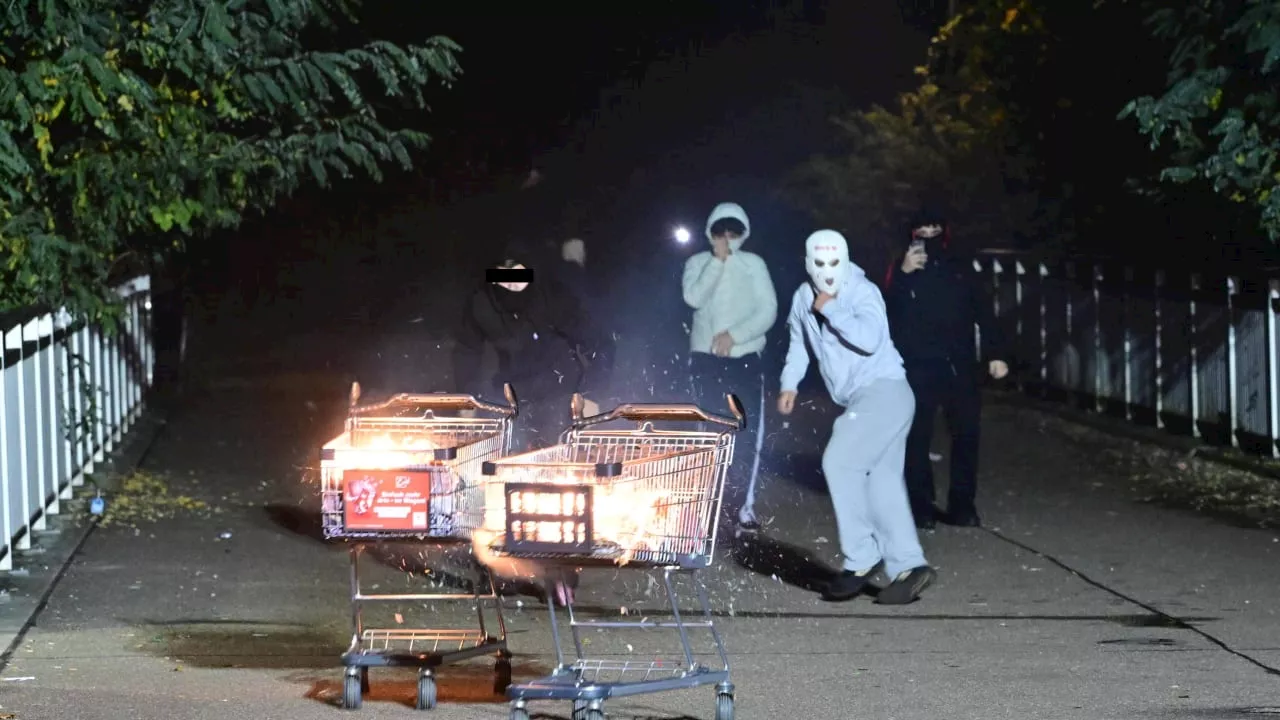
165, 0, 1280, 385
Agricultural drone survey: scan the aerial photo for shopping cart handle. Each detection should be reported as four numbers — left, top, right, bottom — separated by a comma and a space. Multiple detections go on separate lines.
568, 392, 746, 431
345, 381, 520, 418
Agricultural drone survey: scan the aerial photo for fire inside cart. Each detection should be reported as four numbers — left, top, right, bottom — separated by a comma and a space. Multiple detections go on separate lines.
480, 392, 745, 720
320, 382, 518, 711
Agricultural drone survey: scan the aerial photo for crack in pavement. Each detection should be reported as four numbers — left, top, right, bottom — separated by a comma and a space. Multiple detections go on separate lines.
983, 526, 1280, 677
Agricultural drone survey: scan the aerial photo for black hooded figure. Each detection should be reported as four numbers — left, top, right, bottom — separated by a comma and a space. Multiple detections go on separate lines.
881, 212, 1010, 529
452, 237, 616, 451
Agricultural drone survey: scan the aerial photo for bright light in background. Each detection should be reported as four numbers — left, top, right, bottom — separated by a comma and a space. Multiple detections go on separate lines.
674, 227, 691, 244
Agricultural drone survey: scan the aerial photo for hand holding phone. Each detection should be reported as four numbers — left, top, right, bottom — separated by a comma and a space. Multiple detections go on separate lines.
902, 240, 928, 274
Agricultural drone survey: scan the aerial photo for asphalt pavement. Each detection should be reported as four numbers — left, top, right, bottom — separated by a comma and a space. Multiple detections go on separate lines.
0, 218, 1278, 720
0, 304, 1277, 720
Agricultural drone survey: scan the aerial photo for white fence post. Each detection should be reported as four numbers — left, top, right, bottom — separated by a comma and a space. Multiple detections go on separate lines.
1227, 276, 1240, 449
1154, 270, 1165, 430
1093, 264, 1104, 413
1190, 273, 1202, 439
1038, 262, 1049, 393
0, 276, 153, 574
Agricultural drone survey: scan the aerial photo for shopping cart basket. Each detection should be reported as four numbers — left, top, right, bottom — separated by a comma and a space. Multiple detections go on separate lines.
320, 381, 519, 710
479, 392, 745, 720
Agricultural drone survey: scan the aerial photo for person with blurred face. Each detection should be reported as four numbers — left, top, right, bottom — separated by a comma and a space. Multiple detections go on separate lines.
882, 213, 1010, 530
453, 238, 615, 449
681, 202, 778, 536
778, 229, 935, 604
452, 237, 616, 607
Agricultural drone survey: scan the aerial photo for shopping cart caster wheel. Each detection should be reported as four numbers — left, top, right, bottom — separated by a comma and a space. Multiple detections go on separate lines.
416, 671, 437, 710
510, 706, 530, 720
715, 693, 734, 720
494, 659, 513, 694
342, 672, 363, 710
572, 700, 589, 720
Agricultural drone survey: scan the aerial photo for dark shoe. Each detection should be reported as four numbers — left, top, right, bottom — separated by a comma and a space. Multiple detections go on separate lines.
912, 504, 941, 530
876, 566, 936, 605
865, 563, 892, 591
939, 510, 981, 527
821, 560, 884, 602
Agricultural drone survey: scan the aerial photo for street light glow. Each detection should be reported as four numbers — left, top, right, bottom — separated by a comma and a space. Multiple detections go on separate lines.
674, 227, 691, 244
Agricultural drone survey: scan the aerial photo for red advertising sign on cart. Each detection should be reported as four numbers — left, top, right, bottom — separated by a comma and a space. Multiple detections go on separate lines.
342, 469, 434, 531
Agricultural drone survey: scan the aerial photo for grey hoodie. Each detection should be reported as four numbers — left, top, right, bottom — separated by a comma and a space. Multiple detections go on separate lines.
779, 262, 907, 407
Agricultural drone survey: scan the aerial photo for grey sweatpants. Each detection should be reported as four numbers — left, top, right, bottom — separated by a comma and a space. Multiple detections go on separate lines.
822, 377, 928, 578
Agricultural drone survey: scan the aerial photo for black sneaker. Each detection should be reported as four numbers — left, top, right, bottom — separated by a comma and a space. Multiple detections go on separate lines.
939, 510, 981, 528
821, 560, 885, 602
875, 565, 936, 605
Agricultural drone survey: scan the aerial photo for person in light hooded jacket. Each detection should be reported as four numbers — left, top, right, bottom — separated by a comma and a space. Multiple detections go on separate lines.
777, 229, 935, 604
681, 202, 778, 535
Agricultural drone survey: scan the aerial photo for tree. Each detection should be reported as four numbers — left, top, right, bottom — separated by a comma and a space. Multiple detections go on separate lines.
0, 0, 459, 320
780, 1, 1055, 263
1120, 0, 1280, 242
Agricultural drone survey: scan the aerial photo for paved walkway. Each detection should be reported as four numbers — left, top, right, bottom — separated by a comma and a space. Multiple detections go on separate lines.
0, 309, 1277, 720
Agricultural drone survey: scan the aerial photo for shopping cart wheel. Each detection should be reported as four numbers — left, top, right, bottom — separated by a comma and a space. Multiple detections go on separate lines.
494, 658, 513, 694
572, 700, 589, 720
715, 692, 734, 720
342, 671, 363, 710
416, 670, 438, 710
510, 706, 530, 720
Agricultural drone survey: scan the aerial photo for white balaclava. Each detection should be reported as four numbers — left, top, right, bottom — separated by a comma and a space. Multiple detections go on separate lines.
704, 202, 751, 252
805, 230, 852, 294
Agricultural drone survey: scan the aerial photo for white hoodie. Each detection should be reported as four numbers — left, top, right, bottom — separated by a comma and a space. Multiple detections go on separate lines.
681, 203, 778, 358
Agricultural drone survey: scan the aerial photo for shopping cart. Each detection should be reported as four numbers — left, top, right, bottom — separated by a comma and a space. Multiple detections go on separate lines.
320, 382, 519, 711
479, 392, 745, 720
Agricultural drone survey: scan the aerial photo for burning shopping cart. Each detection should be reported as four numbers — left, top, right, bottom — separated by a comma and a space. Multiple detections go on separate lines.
479, 392, 745, 720
320, 382, 518, 710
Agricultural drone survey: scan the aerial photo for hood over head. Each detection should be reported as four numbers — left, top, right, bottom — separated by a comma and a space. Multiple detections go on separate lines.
494, 237, 555, 294
907, 209, 951, 250
805, 229, 864, 294
704, 202, 751, 252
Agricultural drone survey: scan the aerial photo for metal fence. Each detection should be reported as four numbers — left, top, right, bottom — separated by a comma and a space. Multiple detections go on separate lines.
0, 276, 153, 571
973, 251, 1280, 457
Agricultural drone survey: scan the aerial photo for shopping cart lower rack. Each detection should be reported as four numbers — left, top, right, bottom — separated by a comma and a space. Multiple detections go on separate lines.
320, 382, 518, 711
480, 393, 745, 720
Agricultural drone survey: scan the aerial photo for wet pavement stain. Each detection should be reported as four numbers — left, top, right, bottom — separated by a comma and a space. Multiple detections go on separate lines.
300, 657, 552, 708
145, 622, 346, 669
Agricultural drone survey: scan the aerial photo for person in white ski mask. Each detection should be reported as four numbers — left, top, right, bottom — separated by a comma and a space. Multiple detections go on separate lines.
682, 202, 778, 535
777, 229, 935, 604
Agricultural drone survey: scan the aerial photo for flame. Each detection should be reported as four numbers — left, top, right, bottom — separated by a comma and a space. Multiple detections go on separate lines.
481, 468, 685, 565
330, 432, 445, 472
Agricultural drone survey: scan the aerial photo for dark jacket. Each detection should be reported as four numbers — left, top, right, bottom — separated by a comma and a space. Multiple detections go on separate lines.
882, 247, 1008, 371
452, 242, 615, 402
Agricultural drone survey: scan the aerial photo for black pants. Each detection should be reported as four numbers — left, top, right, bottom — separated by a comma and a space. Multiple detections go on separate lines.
689, 352, 764, 527
510, 387, 577, 453
902, 358, 982, 524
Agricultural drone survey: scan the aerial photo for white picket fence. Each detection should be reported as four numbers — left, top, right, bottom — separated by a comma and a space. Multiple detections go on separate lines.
0, 276, 153, 571
974, 251, 1280, 457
